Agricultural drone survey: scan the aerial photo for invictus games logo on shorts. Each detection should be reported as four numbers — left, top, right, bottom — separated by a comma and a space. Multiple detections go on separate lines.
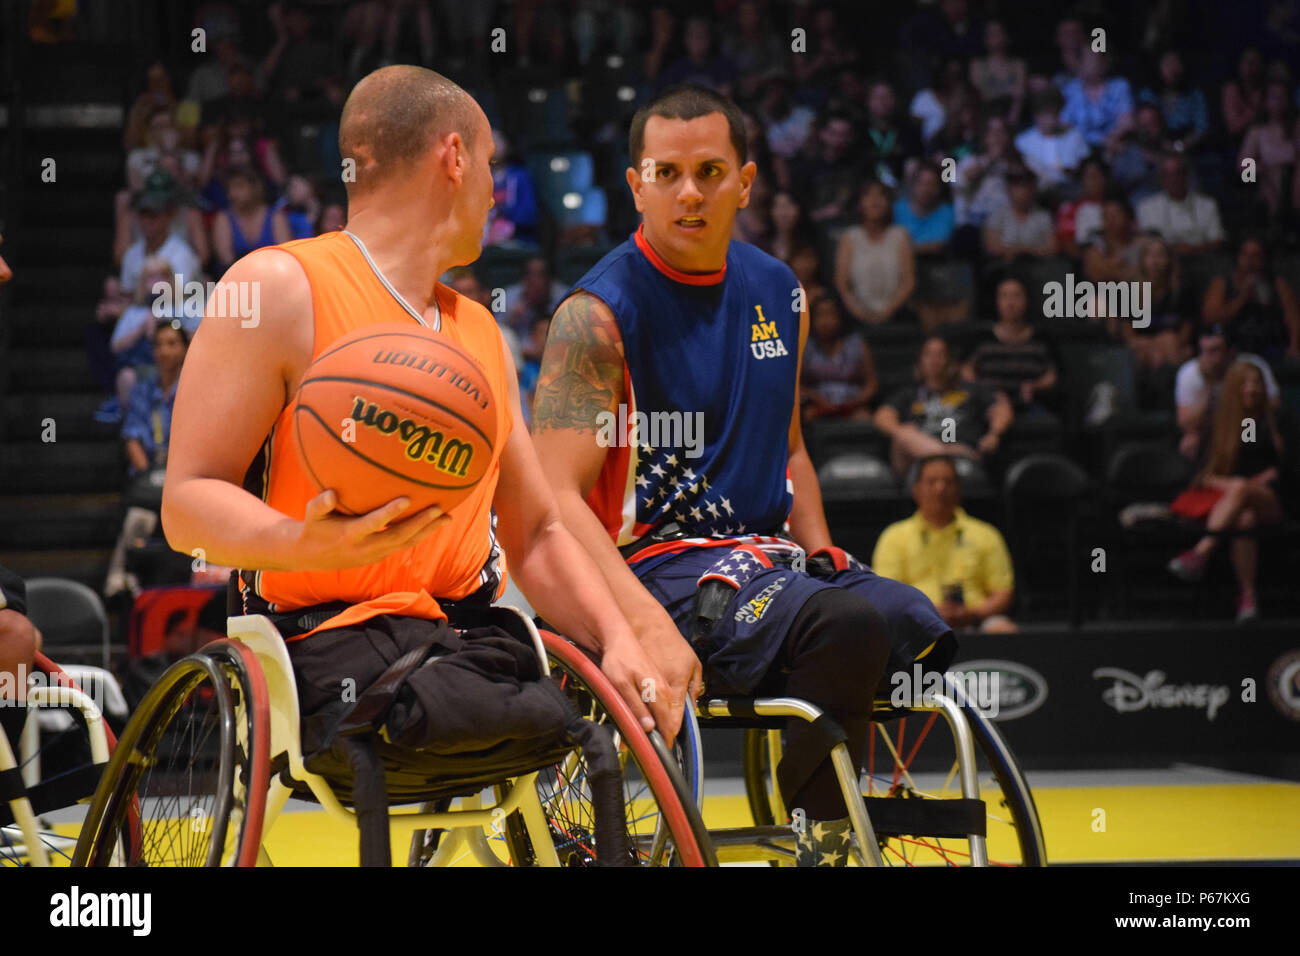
595, 403, 705, 459
734, 578, 785, 625
1092, 667, 1230, 721
348, 396, 475, 476
1266, 650, 1300, 722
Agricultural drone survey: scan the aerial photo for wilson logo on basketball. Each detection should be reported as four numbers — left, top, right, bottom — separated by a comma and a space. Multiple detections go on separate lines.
371, 348, 490, 411
348, 396, 476, 477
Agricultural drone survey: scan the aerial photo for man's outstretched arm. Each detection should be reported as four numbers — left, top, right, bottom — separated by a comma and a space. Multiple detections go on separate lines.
530, 292, 703, 735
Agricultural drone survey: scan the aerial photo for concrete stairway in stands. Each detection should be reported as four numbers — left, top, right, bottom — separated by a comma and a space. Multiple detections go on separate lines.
1, 41, 129, 590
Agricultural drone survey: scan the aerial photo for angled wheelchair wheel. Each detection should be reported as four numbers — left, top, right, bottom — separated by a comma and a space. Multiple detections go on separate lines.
1, 655, 132, 866
73, 640, 270, 867
743, 688, 1046, 867
498, 632, 715, 867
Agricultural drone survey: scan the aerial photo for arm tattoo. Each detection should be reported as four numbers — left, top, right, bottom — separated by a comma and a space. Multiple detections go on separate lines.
533, 293, 625, 431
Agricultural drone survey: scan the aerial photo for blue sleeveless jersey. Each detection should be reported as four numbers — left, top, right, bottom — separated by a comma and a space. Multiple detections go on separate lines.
571, 226, 800, 549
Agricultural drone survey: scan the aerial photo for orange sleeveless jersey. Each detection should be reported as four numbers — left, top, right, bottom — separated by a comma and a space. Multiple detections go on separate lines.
238, 230, 514, 639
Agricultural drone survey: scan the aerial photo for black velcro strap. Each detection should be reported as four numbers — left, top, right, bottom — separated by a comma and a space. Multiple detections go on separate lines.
864, 796, 987, 839
726, 698, 758, 719
0, 765, 105, 826
0, 766, 25, 803
807, 713, 848, 753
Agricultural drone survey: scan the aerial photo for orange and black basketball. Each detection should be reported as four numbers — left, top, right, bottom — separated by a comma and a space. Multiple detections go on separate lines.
292, 323, 497, 516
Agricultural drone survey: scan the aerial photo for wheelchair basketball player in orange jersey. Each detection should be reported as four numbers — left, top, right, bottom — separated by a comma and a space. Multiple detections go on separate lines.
159, 66, 687, 757
532, 85, 956, 866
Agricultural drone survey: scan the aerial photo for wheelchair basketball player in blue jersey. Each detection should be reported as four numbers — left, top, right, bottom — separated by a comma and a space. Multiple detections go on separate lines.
532, 85, 954, 866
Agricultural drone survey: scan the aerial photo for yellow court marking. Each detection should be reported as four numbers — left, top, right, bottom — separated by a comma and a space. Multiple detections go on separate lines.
257, 782, 1300, 866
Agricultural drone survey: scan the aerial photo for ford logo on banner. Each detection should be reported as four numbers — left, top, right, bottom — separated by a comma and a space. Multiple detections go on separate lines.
1092, 668, 1231, 721
952, 660, 1049, 721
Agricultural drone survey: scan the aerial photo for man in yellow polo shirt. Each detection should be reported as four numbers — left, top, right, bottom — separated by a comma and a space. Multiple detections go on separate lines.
872, 456, 1017, 633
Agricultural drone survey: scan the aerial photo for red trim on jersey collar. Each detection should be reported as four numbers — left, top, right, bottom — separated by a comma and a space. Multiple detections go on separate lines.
634, 224, 727, 286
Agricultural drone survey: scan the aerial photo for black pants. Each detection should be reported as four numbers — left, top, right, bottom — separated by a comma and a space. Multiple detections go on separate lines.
749, 588, 890, 821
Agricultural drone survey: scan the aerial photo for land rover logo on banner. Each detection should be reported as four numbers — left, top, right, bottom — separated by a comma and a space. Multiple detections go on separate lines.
1266, 650, 1300, 723
953, 660, 1048, 721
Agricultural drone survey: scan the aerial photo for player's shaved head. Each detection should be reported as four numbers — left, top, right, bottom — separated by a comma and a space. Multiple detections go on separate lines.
339, 65, 479, 198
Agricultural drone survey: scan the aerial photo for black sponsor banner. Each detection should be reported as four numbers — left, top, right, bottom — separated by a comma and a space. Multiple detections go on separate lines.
950, 623, 1300, 766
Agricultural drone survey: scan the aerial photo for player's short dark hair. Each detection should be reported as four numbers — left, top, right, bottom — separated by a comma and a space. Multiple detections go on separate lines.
628, 84, 748, 166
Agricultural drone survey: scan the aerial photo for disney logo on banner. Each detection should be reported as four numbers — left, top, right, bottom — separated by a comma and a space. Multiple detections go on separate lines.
1092, 668, 1230, 722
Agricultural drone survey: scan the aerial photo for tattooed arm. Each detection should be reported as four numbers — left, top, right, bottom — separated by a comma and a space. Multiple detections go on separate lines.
532, 292, 702, 738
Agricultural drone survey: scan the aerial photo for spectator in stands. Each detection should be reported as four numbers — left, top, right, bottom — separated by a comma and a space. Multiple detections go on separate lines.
1175, 323, 1281, 461
317, 199, 346, 233
860, 81, 922, 191
1015, 88, 1089, 191
276, 173, 321, 240
894, 162, 956, 256
641, 4, 676, 86
1139, 49, 1209, 153
115, 140, 207, 268
261, 1, 335, 104
125, 106, 202, 195
1060, 48, 1135, 151
953, 115, 1016, 244
874, 335, 1013, 477
1202, 236, 1300, 363
198, 113, 287, 209
791, 4, 858, 89
1056, 155, 1108, 257
519, 315, 550, 425
872, 455, 1017, 633
90, 277, 131, 422
1107, 103, 1166, 202
446, 265, 522, 369
789, 245, 827, 302
767, 190, 817, 266
657, 15, 735, 95
1222, 47, 1266, 146
503, 257, 567, 339
741, 109, 785, 195
123, 61, 178, 151
1118, 236, 1195, 374
202, 61, 262, 127
1082, 196, 1142, 283
733, 174, 771, 247
792, 111, 862, 223
983, 168, 1056, 262
108, 255, 179, 423
120, 172, 203, 302
910, 59, 974, 149
104, 320, 191, 599
1136, 153, 1225, 255
725, 0, 788, 101
1237, 79, 1300, 229
212, 167, 291, 271
758, 69, 815, 170
1051, 15, 1087, 89
962, 276, 1060, 417
186, 31, 253, 105
486, 129, 540, 247
800, 290, 877, 422
969, 19, 1026, 126
1167, 360, 1295, 622
835, 180, 915, 325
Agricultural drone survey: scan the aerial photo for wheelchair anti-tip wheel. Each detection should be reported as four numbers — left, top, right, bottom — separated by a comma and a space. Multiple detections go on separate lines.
495, 631, 715, 867
73, 639, 270, 867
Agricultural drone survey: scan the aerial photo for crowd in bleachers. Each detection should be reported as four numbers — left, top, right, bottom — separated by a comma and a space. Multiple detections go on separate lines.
87, 0, 1300, 623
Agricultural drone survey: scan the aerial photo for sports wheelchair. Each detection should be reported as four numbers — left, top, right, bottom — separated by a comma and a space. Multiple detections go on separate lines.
2, 654, 130, 866
69, 602, 1045, 867
71, 605, 711, 867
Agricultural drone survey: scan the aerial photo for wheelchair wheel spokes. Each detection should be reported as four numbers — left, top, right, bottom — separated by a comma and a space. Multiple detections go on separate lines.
505, 632, 709, 867
73, 646, 268, 867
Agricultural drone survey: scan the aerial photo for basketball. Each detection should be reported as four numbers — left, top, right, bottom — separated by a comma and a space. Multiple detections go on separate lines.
292, 322, 498, 517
